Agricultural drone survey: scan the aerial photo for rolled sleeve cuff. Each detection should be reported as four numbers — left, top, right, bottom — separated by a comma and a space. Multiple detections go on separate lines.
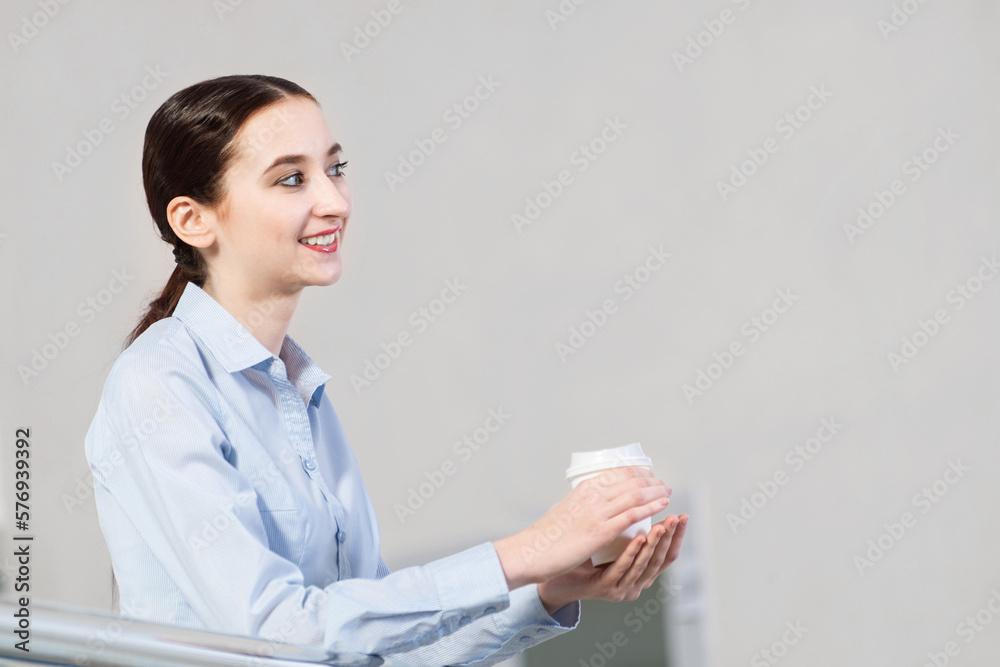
547, 598, 581, 628
424, 542, 511, 630
492, 583, 581, 642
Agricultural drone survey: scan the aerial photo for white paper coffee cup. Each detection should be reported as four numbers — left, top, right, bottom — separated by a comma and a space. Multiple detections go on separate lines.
565, 442, 654, 566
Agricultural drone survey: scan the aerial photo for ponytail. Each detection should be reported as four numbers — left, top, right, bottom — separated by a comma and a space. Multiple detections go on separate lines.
122, 265, 192, 349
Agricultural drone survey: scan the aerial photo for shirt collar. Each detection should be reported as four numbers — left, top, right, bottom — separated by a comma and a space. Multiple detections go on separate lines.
172, 281, 331, 408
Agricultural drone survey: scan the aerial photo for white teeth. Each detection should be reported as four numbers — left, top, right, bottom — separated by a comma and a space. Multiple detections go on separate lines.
299, 230, 340, 246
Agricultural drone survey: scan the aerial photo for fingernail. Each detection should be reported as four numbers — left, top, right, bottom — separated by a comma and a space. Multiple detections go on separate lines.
666, 487, 673, 497
680, 516, 688, 526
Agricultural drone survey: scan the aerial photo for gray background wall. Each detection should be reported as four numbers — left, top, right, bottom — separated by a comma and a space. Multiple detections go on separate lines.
2, 1, 999, 665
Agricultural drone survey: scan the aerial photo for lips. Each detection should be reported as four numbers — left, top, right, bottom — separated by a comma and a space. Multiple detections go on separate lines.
298, 226, 341, 253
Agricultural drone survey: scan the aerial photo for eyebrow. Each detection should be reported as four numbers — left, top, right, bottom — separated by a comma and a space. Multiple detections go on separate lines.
262, 142, 343, 175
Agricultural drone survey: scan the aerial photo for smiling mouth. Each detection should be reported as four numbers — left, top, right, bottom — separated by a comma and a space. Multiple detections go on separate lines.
298, 227, 341, 247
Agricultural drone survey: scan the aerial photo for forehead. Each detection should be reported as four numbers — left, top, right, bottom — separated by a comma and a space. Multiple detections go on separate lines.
230, 96, 332, 171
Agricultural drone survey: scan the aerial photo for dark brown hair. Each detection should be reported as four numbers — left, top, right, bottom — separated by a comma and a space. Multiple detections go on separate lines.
123, 74, 317, 349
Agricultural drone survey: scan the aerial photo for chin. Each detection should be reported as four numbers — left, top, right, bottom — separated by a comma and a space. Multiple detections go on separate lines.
312, 269, 343, 287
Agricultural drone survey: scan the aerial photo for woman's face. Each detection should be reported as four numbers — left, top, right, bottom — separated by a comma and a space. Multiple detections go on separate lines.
206, 95, 351, 297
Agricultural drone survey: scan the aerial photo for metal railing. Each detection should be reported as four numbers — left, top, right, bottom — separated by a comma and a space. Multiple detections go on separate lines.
0, 600, 417, 666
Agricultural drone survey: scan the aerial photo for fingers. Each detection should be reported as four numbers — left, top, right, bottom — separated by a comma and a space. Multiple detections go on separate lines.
634, 516, 679, 589
661, 514, 688, 567
589, 467, 668, 500
608, 495, 670, 536
577, 469, 670, 517
601, 480, 669, 520
605, 534, 645, 576
621, 514, 690, 593
617, 525, 664, 591
583, 515, 691, 604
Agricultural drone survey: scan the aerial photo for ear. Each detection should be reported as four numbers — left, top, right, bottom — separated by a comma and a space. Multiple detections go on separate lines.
166, 195, 218, 251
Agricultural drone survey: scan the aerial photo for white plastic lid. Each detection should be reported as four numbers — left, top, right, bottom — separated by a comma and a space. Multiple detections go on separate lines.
565, 442, 652, 479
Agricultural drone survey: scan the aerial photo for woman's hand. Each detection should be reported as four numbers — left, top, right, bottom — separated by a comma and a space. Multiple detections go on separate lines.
536, 514, 688, 615
493, 467, 671, 590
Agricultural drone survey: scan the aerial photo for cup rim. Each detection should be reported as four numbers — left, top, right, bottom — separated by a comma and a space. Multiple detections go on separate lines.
565, 443, 652, 479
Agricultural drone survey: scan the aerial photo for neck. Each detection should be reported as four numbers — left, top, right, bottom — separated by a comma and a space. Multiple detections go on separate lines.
201, 277, 302, 358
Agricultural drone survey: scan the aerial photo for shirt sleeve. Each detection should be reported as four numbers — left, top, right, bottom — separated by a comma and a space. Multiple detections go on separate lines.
86, 352, 520, 657
376, 555, 581, 666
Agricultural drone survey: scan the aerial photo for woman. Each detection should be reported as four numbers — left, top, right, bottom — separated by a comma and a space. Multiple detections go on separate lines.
84, 74, 688, 665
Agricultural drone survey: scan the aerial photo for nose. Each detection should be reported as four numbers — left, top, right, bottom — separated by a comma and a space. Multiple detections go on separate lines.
312, 170, 350, 219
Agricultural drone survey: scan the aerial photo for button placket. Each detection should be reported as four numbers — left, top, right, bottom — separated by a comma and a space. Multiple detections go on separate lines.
267, 358, 353, 579
337, 528, 352, 579
270, 361, 331, 497
267, 361, 311, 461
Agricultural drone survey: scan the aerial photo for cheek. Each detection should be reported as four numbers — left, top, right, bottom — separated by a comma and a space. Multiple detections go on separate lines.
254, 205, 307, 247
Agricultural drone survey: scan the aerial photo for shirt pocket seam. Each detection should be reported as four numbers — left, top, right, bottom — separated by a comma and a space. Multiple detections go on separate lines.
258, 508, 307, 567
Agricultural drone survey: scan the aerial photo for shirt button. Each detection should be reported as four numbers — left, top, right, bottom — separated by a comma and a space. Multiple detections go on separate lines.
303, 459, 317, 471
459, 616, 471, 626
336, 531, 346, 543
483, 606, 496, 614
537, 628, 549, 635
519, 636, 531, 643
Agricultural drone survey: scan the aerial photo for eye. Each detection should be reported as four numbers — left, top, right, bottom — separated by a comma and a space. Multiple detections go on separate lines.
328, 160, 349, 178
278, 172, 304, 187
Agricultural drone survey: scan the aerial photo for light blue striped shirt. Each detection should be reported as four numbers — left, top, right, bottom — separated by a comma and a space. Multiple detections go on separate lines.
84, 280, 579, 665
